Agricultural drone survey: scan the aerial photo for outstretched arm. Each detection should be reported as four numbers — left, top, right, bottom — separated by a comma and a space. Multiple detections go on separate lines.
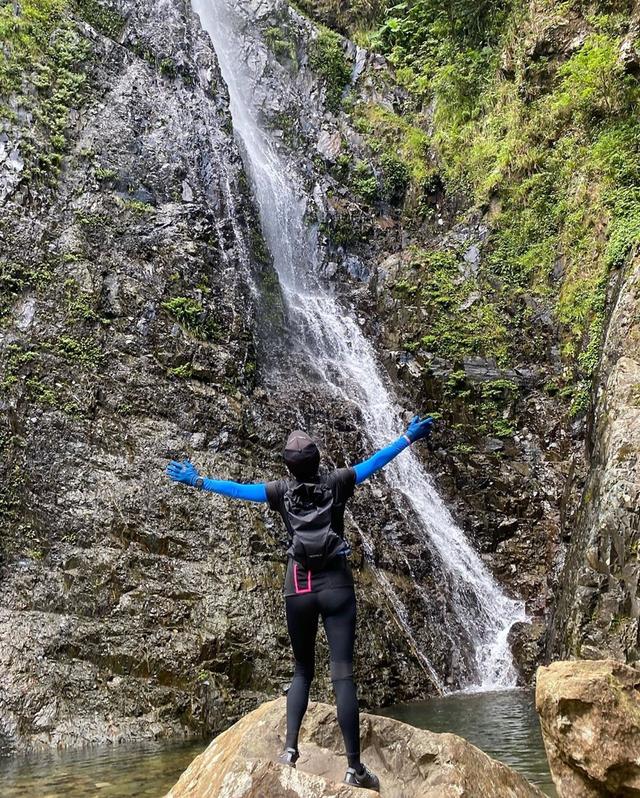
165, 459, 268, 503
352, 415, 434, 485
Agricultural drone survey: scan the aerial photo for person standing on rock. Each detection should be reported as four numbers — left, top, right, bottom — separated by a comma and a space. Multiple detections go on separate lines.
166, 414, 434, 791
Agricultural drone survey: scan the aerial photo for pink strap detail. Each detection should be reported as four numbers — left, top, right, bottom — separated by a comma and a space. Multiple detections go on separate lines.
403, 434, 412, 445
293, 563, 312, 594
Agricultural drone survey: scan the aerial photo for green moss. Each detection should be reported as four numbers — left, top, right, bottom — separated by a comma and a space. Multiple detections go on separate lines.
360, 4, 639, 411
354, 103, 431, 184
122, 198, 155, 214
0, 259, 54, 318
264, 25, 298, 65
1, 0, 91, 188
267, 108, 301, 146
308, 28, 351, 112
248, 226, 271, 266
76, 210, 108, 227
162, 296, 219, 340
397, 248, 510, 366
380, 153, 410, 205
167, 363, 194, 379
552, 33, 633, 124
1, 345, 39, 389
351, 160, 378, 203
55, 335, 102, 367
73, 0, 124, 38
95, 166, 116, 180
319, 212, 369, 247
159, 57, 177, 78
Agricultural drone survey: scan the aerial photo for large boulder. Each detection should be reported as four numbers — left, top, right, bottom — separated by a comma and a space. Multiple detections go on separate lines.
165, 697, 544, 797
536, 659, 640, 797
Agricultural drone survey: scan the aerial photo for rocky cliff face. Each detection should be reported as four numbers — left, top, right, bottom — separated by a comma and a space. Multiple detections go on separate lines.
0, 0, 449, 754
292, 0, 640, 675
0, 0, 270, 751
549, 253, 640, 663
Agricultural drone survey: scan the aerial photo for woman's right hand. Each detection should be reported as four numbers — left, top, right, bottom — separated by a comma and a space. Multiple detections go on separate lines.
166, 459, 200, 486
405, 415, 434, 443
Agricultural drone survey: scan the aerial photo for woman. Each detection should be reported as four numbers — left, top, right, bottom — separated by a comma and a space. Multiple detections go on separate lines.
166, 414, 434, 791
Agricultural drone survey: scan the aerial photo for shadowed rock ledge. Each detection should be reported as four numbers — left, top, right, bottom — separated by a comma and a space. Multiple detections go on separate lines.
165, 696, 544, 797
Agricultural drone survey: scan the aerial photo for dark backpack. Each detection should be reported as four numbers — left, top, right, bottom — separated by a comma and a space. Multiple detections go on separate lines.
283, 481, 344, 572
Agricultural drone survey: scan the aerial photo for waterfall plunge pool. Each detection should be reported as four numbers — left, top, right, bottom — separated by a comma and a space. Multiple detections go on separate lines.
0, 689, 555, 796
380, 688, 556, 796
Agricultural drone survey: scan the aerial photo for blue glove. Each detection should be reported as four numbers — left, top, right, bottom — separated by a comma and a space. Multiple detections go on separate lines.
405, 415, 434, 443
166, 459, 200, 486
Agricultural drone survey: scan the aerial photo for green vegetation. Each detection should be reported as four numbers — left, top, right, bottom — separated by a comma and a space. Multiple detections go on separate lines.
162, 296, 219, 340
167, 363, 194, 379
351, 102, 434, 212
76, 210, 108, 227
55, 335, 102, 367
95, 166, 116, 180
0, 0, 91, 185
294, 0, 386, 38
122, 198, 155, 214
396, 248, 510, 365
73, 0, 124, 38
0, 344, 59, 408
328, 0, 640, 417
267, 108, 301, 147
351, 160, 378, 203
308, 28, 351, 111
264, 25, 298, 65
159, 57, 177, 78
0, 259, 54, 318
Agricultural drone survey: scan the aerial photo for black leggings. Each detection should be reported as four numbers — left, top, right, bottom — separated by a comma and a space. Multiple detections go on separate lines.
285, 586, 360, 767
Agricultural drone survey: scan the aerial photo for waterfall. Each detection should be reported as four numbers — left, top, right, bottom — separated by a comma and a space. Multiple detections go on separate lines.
194, 0, 528, 690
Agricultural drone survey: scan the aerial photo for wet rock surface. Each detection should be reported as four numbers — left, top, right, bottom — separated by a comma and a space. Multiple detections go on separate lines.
536, 659, 640, 797
231, 0, 580, 654
165, 696, 545, 798
549, 254, 640, 663
0, 0, 270, 752
0, 0, 442, 754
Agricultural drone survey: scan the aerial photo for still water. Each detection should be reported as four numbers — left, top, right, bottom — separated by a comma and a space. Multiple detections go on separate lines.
380, 688, 557, 796
1, 689, 555, 796
0, 738, 206, 798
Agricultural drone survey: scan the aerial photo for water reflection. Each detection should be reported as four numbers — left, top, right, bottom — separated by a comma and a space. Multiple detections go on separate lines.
0, 738, 206, 798
379, 688, 557, 796
1, 690, 556, 796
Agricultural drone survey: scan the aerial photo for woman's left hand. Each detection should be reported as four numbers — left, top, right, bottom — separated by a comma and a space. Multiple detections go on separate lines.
166, 459, 200, 486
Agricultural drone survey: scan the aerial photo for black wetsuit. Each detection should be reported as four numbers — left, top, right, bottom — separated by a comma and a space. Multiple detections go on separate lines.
266, 468, 361, 764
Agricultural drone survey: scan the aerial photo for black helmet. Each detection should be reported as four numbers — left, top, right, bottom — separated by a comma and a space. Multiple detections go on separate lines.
283, 430, 320, 480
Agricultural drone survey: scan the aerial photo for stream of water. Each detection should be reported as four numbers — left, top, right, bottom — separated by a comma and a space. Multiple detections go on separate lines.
192, 0, 528, 689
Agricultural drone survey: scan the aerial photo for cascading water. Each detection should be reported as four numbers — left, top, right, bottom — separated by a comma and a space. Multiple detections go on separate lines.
194, 0, 528, 689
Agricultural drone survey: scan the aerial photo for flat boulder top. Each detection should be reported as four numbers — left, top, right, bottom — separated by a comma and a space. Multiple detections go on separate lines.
166, 697, 544, 798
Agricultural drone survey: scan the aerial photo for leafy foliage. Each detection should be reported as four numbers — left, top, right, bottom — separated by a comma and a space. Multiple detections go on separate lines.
308, 28, 351, 111
359, 2, 640, 416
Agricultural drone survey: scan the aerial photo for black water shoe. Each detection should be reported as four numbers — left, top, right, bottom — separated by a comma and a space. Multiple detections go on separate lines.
344, 763, 380, 791
278, 747, 299, 767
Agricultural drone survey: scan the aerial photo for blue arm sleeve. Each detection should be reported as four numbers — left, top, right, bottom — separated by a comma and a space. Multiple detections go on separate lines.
352, 435, 411, 485
201, 478, 268, 503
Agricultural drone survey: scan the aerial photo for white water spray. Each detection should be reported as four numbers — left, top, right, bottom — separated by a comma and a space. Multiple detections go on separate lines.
194, 0, 528, 689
